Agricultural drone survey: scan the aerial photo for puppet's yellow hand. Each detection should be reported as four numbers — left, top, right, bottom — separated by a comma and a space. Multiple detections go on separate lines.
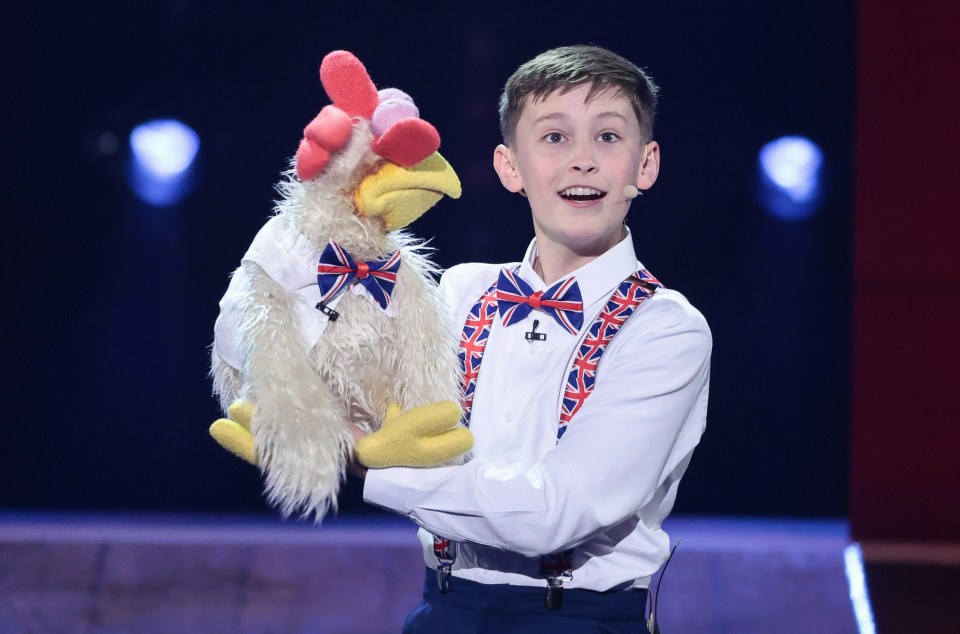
209, 400, 258, 466
355, 401, 473, 468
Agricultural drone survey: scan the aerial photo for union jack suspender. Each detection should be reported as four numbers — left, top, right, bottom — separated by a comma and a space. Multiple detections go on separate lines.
432, 267, 662, 603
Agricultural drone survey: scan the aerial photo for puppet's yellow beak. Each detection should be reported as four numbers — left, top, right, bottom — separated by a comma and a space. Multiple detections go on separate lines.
354, 152, 461, 231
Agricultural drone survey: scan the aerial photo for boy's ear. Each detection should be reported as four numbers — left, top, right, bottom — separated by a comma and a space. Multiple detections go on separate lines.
636, 141, 660, 191
493, 144, 524, 193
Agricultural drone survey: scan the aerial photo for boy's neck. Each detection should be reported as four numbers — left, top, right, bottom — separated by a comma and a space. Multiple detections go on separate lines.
533, 251, 592, 286
531, 227, 627, 285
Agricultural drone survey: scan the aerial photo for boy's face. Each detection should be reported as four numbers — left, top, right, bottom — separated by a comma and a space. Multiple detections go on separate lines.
494, 84, 659, 260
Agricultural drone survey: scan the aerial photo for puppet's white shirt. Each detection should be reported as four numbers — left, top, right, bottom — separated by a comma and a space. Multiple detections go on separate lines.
213, 215, 395, 369
364, 232, 712, 591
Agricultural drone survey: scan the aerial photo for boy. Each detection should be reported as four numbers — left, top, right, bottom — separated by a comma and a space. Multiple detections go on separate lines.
362, 45, 711, 632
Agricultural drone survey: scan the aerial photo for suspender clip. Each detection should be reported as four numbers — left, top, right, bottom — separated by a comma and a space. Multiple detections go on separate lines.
545, 576, 565, 610
435, 562, 452, 594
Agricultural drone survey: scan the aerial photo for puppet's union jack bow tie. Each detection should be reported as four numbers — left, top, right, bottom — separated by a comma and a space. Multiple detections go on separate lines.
496, 268, 584, 334
316, 241, 401, 310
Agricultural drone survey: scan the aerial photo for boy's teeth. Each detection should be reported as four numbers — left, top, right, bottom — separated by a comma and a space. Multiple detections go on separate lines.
561, 187, 603, 196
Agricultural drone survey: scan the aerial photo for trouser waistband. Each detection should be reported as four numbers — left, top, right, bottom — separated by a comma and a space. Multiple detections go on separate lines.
420, 568, 648, 620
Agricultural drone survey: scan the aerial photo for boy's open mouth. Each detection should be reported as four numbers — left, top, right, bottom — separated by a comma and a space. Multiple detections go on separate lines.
559, 187, 606, 202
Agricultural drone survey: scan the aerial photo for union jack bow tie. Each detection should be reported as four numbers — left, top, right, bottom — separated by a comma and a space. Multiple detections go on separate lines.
316, 241, 401, 310
496, 268, 584, 334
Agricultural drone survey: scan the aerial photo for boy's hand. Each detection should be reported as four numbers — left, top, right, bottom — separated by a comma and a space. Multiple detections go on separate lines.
355, 401, 473, 469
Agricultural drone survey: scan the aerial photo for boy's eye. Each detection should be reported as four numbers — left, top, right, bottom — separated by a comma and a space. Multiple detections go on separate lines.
543, 132, 565, 143
598, 132, 621, 143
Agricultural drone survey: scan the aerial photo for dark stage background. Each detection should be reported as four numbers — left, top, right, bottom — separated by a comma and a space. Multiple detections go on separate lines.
3, 3, 857, 520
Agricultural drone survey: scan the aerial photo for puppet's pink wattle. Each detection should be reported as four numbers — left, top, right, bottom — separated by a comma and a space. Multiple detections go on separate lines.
295, 139, 330, 181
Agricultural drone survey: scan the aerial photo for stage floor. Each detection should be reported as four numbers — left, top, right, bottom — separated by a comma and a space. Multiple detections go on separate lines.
0, 512, 944, 633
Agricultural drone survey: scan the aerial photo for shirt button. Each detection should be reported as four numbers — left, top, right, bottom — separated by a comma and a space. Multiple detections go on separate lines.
506, 412, 516, 424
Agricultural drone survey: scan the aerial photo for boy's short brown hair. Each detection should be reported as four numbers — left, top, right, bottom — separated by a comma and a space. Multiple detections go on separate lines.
498, 45, 659, 146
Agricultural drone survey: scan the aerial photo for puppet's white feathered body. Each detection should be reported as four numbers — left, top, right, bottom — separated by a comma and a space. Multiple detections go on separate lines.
211, 118, 461, 521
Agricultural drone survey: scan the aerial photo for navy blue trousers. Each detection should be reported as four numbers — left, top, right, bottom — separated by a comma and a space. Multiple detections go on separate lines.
402, 568, 651, 633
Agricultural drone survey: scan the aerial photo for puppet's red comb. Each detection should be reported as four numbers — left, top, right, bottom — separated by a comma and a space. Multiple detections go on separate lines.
296, 51, 442, 178
320, 51, 378, 120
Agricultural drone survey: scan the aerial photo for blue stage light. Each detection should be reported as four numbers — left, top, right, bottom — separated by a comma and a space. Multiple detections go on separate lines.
756, 136, 824, 220
131, 119, 199, 177
128, 119, 200, 206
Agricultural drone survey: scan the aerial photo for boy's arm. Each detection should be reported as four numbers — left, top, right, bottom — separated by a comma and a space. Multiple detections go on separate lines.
363, 300, 711, 557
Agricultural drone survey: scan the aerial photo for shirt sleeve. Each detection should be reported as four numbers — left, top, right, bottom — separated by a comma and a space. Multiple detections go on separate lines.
364, 291, 711, 558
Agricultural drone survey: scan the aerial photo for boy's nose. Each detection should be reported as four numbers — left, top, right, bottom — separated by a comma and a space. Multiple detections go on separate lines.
571, 160, 598, 173
569, 141, 598, 172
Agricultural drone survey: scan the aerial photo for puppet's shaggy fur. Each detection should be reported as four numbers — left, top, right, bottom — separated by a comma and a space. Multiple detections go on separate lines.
211, 122, 460, 521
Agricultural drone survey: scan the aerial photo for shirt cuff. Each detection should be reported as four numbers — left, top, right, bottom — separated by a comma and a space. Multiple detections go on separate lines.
363, 467, 412, 515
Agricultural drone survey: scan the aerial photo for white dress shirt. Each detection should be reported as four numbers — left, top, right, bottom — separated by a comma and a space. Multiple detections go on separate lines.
364, 231, 711, 591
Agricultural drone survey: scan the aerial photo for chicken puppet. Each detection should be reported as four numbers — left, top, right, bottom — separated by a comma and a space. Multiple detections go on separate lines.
210, 50, 473, 522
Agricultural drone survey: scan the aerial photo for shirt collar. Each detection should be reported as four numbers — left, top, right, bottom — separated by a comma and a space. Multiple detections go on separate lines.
517, 228, 641, 308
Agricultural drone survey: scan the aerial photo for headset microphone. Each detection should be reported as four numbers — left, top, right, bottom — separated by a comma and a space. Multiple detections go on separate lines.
603, 185, 641, 208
